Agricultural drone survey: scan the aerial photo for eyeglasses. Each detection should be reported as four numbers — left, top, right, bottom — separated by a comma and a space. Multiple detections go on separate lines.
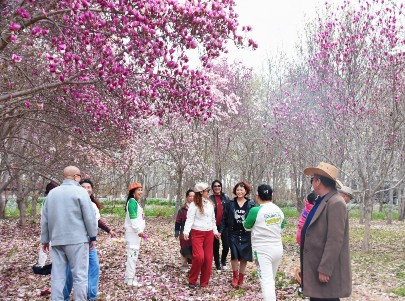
203, 189, 210, 193
213, 185, 221, 188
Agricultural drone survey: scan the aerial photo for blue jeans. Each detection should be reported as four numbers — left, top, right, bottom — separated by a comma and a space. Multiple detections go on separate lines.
64, 247, 99, 300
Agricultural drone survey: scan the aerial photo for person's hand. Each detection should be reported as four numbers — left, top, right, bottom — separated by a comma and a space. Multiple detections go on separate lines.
214, 233, 221, 240
319, 272, 330, 283
89, 240, 96, 250
109, 230, 117, 238
175, 230, 180, 239
42, 243, 49, 253
184, 234, 189, 240
294, 266, 302, 284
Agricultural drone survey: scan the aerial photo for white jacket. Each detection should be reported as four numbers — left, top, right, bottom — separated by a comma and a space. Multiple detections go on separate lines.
183, 199, 218, 236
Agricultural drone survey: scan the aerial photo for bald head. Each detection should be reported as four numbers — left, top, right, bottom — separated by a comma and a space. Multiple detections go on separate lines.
63, 166, 81, 182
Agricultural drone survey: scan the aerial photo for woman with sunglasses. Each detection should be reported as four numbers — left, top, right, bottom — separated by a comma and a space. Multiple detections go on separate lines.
183, 182, 220, 289
220, 181, 255, 288
209, 180, 231, 272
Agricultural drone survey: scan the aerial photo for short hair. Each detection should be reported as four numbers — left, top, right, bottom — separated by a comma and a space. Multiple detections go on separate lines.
211, 180, 223, 190
257, 184, 273, 201
79, 178, 94, 189
232, 181, 251, 195
315, 174, 337, 189
307, 191, 317, 204
45, 181, 58, 196
186, 189, 194, 197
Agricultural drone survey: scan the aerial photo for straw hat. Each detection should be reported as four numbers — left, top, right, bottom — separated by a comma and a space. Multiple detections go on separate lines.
336, 179, 343, 189
303, 162, 339, 182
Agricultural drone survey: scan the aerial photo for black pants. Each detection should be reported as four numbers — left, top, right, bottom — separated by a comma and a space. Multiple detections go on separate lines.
214, 230, 230, 268
310, 298, 339, 301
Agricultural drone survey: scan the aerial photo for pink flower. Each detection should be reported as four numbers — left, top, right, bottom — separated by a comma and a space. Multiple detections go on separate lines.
11, 54, 22, 63
9, 22, 21, 31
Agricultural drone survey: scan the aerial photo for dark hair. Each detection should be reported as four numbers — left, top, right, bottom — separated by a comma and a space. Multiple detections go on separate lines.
186, 189, 194, 197
232, 181, 251, 195
307, 191, 317, 205
45, 181, 58, 196
79, 178, 94, 188
257, 184, 273, 201
125, 188, 143, 212
80, 178, 102, 209
211, 180, 223, 190
315, 174, 337, 189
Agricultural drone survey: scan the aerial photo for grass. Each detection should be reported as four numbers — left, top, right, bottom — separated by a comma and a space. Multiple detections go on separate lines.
391, 287, 405, 297
4, 199, 401, 222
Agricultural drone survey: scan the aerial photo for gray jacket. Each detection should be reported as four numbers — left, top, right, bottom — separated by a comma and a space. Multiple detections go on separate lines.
41, 179, 98, 246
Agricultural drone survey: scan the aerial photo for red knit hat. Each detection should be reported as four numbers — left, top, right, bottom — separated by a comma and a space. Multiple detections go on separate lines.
128, 182, 142, 191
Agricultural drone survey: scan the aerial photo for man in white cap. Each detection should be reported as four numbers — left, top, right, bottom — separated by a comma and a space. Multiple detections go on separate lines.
300, 162, 352, 301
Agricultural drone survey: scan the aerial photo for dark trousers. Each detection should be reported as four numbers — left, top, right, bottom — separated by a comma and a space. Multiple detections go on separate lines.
310, 298, 339, 301
214, 230, 230, 268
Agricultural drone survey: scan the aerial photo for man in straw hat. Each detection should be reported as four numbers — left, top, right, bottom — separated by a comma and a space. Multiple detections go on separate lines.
300, 162, 352, 301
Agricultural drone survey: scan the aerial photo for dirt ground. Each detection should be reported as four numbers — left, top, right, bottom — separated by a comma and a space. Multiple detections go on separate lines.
0, 215, 404, 300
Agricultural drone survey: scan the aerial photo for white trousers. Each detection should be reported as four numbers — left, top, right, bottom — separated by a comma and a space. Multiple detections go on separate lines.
253, 244, 283, 301
124, 232, 141, 283
51, 243, 89, 301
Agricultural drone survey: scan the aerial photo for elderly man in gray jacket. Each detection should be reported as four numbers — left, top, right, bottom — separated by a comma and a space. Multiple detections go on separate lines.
41, 166, 98, 301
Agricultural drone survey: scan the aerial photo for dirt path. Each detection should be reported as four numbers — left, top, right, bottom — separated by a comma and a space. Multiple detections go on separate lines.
0, 216, 404, 300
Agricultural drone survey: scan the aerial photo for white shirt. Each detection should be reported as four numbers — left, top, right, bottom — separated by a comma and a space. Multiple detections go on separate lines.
183, 199, 218, 236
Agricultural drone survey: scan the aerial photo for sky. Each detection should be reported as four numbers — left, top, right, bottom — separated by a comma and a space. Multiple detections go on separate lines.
227, 0, 329, 70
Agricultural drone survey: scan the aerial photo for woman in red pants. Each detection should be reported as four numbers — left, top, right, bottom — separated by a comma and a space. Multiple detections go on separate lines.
183, 182, 220, 289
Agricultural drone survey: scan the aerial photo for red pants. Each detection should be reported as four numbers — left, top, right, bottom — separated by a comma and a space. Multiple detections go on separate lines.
189, 229, 214, 286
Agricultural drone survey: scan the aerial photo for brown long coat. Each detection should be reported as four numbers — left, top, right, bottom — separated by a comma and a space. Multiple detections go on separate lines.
301, 190, 352, 298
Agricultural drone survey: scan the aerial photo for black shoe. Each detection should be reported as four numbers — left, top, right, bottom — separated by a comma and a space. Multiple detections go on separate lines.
188, 283, 197, 289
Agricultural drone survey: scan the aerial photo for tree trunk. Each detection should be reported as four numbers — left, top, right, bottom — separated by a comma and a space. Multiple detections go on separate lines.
174, 171, 183, 215
0, 194, 6, 219
17, 196, 27, 226
362, 194, 373, 252
0, 177, 13, 219
398, 186, 405, 221
31, 193, 39, 219
378, 198, 383, 213
359, 192, 365, 224
387, 188, 393, 225
16, 176, 27, 226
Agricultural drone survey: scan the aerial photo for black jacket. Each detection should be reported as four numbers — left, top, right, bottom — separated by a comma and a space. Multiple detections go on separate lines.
219, 197, 255, 234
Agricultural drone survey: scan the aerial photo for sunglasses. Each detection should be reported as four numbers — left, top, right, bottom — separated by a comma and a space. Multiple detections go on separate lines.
213, 185, 221, 188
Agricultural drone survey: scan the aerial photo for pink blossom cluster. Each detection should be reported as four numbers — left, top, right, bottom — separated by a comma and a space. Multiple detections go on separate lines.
1, 0, 256, 140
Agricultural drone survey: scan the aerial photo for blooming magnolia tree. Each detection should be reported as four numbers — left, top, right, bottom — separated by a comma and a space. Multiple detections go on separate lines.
270, 0, 405, 251
1, 0, 256, 138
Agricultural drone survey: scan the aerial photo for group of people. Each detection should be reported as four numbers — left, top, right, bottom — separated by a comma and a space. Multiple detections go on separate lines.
39, 161, 353, 301
174, 162, 353, 301
39, 166, 145, 301
174, 180, 286, 300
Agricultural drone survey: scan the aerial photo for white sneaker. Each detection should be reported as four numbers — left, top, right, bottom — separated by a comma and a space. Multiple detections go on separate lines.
126, 279, 142, 287
216, 269, 222, 274
131, 281, 142, 287
221, 264, 229, 270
